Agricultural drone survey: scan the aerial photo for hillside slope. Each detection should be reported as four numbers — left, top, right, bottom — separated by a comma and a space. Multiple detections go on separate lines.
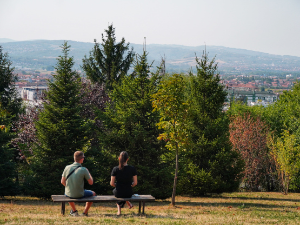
1, 40, 300, 76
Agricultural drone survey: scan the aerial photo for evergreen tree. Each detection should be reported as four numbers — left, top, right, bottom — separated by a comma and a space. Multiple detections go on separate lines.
29, 42, 90, 198
0, 46, 22, 118
179, 51, 244, 195
100, 52, 172, 198
79, 81, 114, 195
0, 46, 22, 196
0, 105, 18, 196
82, 24, 134, 90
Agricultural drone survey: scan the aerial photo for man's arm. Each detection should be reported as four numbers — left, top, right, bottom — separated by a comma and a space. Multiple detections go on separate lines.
86, 168, 93, 185
61, 176, 66, 186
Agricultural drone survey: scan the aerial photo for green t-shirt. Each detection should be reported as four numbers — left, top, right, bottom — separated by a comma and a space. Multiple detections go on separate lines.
62, 162, 91, 198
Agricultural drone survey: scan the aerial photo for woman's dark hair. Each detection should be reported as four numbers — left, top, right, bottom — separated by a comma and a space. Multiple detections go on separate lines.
119, 151, 129, 170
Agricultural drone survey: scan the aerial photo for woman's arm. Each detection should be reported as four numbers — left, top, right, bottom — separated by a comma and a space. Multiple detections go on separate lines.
110, 176, 116, 187
131, 175, 137, 187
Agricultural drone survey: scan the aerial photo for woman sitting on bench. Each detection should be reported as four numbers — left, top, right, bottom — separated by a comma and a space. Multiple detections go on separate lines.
110, 151, 138, 215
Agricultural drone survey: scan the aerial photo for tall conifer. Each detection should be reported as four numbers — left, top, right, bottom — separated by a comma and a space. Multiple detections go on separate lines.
82, 24, 134, 90
180, 51, 244, 195
101, 52, 172, 198
0, 46, 22, 196
0, 105, 18, 196
30, 42, 90, 198
0, 46, 22, 118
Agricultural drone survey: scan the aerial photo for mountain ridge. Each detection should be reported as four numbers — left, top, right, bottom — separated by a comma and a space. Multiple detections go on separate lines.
1, 39, 300, 76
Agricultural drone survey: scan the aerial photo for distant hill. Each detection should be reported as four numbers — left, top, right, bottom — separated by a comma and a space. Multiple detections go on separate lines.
0, 38, 16, 43
1, 40, 300, 77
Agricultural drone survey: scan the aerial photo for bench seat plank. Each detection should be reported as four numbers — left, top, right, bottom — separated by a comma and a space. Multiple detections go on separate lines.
52, 195, 155, 202
51, 195, 155, 215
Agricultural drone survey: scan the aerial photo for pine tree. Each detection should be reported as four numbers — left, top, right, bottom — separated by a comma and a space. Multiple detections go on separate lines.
30, 42, 90, 198
179, 51, 244, 195
79, 80, 114, 195
82, 24, 134, 90
0, 46, 22, 118
0, 46, 22, 196
101, 52, 172, 198
0, 105, 18, 196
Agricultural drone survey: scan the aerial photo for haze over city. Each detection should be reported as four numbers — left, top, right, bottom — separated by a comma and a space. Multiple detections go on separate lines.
1, 0, 300, 57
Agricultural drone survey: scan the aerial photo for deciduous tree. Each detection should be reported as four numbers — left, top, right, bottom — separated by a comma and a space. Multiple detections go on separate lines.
269, 130, 300, 194
152, 73, 189, 205
12, 105, 40, 161
264, 81, 300, 137
229, 113, 275, 191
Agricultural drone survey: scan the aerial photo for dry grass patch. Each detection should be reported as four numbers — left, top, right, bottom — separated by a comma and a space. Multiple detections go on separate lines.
1, 192, 300, 224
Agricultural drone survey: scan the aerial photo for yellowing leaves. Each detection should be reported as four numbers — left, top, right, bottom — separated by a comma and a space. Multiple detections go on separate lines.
269, 130, 300, 194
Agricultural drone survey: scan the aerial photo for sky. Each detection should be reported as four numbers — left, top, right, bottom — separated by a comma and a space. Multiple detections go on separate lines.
1, 0, 300, 57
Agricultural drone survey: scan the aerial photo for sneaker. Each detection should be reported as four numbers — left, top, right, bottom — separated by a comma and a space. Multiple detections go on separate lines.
82, 213, 88, 217
70, 210, 78, 216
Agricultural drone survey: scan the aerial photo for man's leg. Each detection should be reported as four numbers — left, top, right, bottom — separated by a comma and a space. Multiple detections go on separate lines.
68, 202, 76, 212
83, 191, 96, 215
84, 202, 93, 214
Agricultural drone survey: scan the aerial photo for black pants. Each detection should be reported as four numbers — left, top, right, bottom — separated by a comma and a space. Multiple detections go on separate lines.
113, 188, 132, 208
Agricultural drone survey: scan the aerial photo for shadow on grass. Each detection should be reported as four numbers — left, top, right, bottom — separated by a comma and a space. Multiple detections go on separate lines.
96, 213, 178, 219
148, 198, 300, 209
2, 195, 300, 211
0, 199, 156, 211
212, 196, 300, 203
171, 202, 289, 209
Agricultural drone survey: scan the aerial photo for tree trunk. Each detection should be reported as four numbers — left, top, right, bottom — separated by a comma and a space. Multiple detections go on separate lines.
284, 174, 289, 195
171, 143, 179, 206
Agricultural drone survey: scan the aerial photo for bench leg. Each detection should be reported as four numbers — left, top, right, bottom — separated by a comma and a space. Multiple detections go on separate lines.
142, 201, 145, 214
61, 202, 65, 215
138, 201, 141, 214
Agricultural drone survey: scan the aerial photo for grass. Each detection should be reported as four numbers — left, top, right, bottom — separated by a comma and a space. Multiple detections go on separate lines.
1, 192, 300, 224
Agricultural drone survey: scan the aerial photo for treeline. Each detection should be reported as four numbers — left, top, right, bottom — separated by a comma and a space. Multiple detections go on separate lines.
1, 25, 300, 202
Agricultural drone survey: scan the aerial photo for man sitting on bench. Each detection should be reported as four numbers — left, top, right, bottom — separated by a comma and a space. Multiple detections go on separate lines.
61, 151, 96, 216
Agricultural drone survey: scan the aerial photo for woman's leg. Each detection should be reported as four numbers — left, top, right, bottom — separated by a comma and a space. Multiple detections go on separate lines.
117, 201, 126, 208
113, 188, 126, 214
117, 203, 121, 215
126, 201, 133, 209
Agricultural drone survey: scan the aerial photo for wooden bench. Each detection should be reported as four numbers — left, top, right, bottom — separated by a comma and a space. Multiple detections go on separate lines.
51, 195, 155, 215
